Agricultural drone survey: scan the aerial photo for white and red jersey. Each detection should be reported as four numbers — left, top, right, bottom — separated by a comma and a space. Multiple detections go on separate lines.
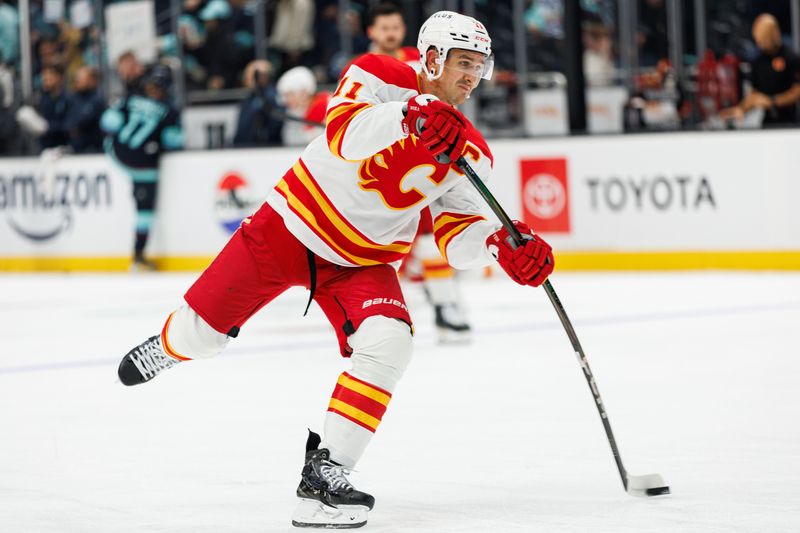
266, 53, 498, 270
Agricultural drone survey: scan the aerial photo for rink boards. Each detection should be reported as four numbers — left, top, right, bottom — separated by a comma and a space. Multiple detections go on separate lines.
1, 130, 799, 271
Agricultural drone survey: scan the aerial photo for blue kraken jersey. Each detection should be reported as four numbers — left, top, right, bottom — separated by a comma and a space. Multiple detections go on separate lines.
101, 95, 183, 170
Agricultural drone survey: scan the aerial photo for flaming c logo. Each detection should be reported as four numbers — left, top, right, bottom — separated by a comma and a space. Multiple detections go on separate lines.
358, 137, 479, 210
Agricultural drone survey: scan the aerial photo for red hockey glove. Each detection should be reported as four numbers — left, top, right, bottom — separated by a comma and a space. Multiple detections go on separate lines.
486, 221, 554, 287
419, 107, 467, 163
402, 94, 468, 163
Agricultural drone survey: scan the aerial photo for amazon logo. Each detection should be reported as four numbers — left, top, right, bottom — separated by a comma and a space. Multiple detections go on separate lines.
0, 172, 111, 242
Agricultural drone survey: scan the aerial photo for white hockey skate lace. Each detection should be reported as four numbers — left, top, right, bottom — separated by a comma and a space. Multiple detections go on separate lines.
320, 462, 354, 492
129, 337, 177, 379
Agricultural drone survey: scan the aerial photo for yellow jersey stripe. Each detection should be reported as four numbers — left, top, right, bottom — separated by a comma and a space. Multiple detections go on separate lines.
292, 163, 412, 254
276, 180, 383, 266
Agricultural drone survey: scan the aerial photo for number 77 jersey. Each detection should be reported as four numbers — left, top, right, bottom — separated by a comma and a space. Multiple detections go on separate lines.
266, 53, 499, 271
103, 95, 182, 171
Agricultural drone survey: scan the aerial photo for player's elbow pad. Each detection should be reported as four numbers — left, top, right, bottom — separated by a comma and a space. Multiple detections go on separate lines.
100, 109, 124, 134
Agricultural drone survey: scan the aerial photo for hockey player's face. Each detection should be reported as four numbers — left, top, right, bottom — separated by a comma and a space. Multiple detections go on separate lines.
368, 14, 406, 54
437, 50, 485, 105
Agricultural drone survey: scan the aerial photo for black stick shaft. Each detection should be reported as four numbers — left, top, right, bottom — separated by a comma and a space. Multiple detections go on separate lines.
455, 156, 630, 490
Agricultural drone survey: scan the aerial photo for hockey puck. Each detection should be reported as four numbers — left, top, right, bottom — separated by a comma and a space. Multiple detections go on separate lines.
645, 486, 671, 496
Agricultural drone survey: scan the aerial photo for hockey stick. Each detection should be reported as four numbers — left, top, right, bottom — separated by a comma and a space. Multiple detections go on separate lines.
454, 156, 670, 497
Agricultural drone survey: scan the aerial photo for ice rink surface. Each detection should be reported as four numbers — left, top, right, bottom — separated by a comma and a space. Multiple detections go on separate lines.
1, 271, 799, 532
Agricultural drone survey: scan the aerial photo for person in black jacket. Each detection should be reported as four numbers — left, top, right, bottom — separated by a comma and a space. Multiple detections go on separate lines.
719, 14, 800, 126
37, 64, 69, 150
65, 66, 105, 153
233, 59, 284, 146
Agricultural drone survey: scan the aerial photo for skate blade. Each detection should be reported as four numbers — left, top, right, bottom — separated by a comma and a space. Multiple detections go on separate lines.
436, 327, 472, 345
291, 498, 368, 529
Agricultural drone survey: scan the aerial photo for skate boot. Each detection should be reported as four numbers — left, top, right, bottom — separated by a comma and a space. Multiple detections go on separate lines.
434, 303, 472, 344
118, 335, 180, 386
291, 430, 374, 529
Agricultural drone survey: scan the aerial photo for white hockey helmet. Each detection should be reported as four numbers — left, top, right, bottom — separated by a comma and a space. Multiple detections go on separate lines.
276, 66, 317, 97
417, 11, 494, 81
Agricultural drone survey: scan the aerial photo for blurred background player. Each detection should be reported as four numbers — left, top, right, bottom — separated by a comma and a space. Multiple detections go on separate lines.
365, 2, 419, 67
101, 64, 183, 270
115, 10, 553, 529
276, 66, 330, 146
363, 2, 474, 343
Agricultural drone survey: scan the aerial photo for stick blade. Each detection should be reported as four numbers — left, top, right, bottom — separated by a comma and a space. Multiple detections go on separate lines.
626, 473, 670, 497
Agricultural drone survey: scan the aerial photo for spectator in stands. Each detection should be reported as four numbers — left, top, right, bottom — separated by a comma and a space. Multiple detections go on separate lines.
524, 0, 565, 72
233, 59, 283, 147
101, 65, 183, 270
312, 0, 341, 81
0, 54, 21, 155
719, 14, 800, 126
176, 0, 208, 90
199, 0, 238, 90
116, 51, 147, 96
276, 66, 329, 146
582, 11, 615, 86
269, 0, 315, 72
65, 66, 104, 153
638, 0, 668, 67
0, 0, 19, 69
34, 36, 63, 86
229, 0, 255, 77
36, 64, 69, 150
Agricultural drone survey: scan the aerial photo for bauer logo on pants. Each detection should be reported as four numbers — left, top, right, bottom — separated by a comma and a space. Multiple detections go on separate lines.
519, 158, 571, 233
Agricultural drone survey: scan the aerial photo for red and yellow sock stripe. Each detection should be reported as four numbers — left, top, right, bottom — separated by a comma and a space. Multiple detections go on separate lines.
327, 372, 392, 433
160, 311, 192, 361
275, 160, 412, 266
433, 212, 486, 260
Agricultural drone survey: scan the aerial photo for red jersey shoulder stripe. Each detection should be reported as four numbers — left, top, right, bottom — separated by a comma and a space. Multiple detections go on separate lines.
350, 53, 420, 91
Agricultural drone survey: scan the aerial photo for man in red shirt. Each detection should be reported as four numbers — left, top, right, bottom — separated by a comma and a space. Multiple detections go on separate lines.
366, 2, 420, 67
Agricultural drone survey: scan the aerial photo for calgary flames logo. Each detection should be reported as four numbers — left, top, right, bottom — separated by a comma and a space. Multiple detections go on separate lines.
358, 136, 479, 210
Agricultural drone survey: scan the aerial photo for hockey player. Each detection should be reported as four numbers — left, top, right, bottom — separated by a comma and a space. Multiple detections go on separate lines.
101, 65, 183, 270
361, 2, 475, 343
116, 11, 554, 529
276, 66, 331, 146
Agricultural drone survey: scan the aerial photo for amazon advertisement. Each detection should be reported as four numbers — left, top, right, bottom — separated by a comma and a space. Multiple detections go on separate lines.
0, 155, 134, 262
2, 130, 800, 271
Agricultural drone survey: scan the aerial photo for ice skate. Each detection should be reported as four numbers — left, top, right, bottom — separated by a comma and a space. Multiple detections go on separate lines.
117, 335, 180, 386
292, 431, 374, 529
131, 253, 158, 272
434, 303, 472, 344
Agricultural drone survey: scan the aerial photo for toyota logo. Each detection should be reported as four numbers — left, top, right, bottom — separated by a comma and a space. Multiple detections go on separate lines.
523, 173, 566, 219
